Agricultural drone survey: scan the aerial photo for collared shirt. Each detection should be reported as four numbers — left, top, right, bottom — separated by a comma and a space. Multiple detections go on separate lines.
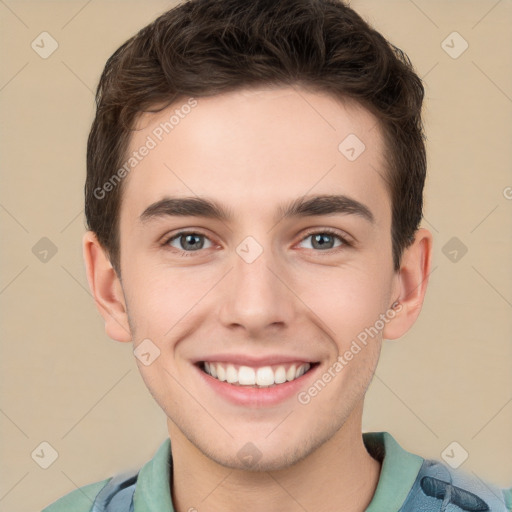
42, 431, 512, 511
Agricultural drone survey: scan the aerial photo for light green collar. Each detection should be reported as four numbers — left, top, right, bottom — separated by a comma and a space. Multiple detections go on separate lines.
133, 437, 175, 511
134, 431, 424, 512
363, 432, 424, 511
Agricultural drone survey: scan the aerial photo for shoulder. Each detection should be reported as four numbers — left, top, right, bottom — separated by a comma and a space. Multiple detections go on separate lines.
41, 477, 111, 512
401, 458, 512, 512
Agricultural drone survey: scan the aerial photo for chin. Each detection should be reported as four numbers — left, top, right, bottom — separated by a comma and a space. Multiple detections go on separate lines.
199, 428, 326, 473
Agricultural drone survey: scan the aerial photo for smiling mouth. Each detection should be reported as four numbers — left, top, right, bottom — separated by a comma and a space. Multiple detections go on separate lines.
198, 361, 319, 388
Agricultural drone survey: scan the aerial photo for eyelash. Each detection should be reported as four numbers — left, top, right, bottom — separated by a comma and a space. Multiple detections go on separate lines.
161, 228, 352, 256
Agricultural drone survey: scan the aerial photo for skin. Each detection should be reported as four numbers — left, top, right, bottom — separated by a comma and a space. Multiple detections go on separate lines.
83, 86, 433, 512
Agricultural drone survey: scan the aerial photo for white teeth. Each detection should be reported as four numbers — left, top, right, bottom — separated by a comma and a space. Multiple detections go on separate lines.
226, 364, 237, 383
256, 366, 274, 386
286, 364, 297, 381
216, 364, 226, 381
274, 366, 287, 384
238, 366, 256, 385
203, 362, 312, 386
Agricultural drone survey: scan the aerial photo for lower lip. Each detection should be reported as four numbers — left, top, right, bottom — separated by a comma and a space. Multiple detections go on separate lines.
195, 363, 320, 407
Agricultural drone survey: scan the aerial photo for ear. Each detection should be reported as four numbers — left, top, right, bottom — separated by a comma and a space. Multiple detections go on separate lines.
382, 228, 433, 340
82, 231, 132, 342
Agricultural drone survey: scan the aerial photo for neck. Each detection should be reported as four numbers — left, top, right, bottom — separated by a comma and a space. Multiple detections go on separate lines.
168, 404, 381, 512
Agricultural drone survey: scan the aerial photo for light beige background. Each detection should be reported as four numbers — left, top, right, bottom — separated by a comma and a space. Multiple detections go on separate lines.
1, 1, 511, 511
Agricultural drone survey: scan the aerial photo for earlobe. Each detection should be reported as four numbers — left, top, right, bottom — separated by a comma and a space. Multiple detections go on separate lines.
382, 228, 433, 341
82, 231, 132, 343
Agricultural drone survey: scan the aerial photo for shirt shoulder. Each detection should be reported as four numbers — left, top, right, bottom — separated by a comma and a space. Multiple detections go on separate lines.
41, 477, 111, 512
363, 432, 511, 512
400, 458, 511, 511
502, 486, 512, 510
40, 438, 172, 512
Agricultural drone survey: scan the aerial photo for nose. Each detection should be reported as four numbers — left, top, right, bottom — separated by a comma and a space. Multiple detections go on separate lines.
217, 242, 297, 336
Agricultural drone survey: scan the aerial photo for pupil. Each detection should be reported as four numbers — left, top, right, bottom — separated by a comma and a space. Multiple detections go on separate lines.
313, 234, 333, 249
183, 234, 203, 250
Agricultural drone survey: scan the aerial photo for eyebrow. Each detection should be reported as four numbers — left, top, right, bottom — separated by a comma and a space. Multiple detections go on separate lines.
139, 194, 375, 225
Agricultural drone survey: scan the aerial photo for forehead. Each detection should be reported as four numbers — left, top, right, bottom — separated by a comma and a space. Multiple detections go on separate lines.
120, 86, 389, 227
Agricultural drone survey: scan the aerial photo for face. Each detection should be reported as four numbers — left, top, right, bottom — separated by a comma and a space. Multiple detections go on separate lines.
113, 86, 402, 470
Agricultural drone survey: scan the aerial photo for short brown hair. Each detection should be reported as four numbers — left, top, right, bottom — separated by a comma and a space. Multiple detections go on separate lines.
86, 0, 426, 274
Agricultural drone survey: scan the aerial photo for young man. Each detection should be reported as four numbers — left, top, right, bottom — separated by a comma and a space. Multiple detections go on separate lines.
42, 0, 511, 511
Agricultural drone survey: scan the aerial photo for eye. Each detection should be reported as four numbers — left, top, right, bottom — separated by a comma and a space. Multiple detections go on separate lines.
161, 228, 352, 256
297, 229, 351, 251
164, 231, 214, 252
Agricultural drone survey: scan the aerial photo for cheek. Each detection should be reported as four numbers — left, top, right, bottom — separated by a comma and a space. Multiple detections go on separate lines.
296, 264, 391, 345
122, 262, 215, 338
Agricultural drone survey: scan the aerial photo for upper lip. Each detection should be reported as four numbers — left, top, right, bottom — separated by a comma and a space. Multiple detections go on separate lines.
193, 354, 318, 367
